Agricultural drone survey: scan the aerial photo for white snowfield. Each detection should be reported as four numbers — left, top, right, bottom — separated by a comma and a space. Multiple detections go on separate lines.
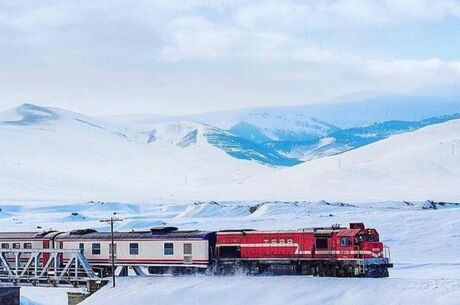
219, 118, 460, 202
0, 104, 269, 203
1, 104, 460, 305
80, 276, 460, 305
1, 103, 460, 203
11, 200, 459, 305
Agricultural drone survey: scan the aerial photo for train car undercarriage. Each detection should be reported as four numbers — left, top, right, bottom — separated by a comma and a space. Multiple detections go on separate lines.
211, 258, 392, 278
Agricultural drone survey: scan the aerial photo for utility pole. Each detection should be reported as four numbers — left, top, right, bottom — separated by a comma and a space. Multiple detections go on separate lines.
100, 216, 123, 288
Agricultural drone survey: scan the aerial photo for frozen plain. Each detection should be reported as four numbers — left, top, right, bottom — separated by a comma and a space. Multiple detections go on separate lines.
1, 104, 459, 304
1, 200, 457, 305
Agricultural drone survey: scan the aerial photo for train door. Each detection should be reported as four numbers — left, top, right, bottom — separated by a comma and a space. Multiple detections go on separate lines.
42, 240, 50, 265
183, 243, 192, 264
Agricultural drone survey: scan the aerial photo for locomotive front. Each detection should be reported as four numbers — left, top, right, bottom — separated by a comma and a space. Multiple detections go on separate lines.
340, 223, 393, 277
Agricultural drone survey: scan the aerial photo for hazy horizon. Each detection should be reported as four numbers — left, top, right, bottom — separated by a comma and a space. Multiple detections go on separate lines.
2, 1, 460, 116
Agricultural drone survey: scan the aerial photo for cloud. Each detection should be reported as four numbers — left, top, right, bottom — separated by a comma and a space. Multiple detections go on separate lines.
160, 16, 242, 61
1, 1, 460, 115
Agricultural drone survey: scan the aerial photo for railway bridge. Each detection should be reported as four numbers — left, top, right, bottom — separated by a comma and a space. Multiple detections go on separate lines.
0, 248, 100, 287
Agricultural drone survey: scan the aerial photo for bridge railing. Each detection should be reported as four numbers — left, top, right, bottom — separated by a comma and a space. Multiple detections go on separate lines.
0, 248, 99, 286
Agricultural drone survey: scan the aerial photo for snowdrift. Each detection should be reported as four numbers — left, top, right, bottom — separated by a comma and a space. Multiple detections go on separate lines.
219, 119, 460, 202
80, 276, 460, 305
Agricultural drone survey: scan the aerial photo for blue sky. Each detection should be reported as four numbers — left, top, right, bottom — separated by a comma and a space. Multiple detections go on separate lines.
1, 0, 460, 116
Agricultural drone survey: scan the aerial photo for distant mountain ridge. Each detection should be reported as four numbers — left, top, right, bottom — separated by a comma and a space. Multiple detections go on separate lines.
143, 120, 301, 166
2, 99, 460, 202
103, 94, 460, 163
4, 92, 460, 169
264, 113, 460, 160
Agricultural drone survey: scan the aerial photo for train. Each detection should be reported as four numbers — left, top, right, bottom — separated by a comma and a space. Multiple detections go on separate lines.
0, 223, 392, 278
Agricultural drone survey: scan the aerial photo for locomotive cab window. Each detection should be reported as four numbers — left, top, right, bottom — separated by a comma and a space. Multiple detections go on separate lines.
130, 243, 139, 255
92, 243, 101, 255
340, 237, 351, 247
1, 243, 8, 249
164, 243, 174, 255
315, 238, 328, 249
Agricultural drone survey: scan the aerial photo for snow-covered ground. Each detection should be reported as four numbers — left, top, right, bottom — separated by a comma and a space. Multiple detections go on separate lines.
2, 103, 460, 203
2, 103, 460, 304
209, 118, 460, 202
0, 104, 271, 203
20, 286, 80, 305
79, 276, 460, 305
4, 200, 458, 305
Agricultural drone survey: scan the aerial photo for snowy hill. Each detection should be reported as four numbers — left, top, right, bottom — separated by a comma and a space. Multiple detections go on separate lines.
3, 103, 460, 203
267, 113, 460, 160
145, 121, 300, 166
104, 94, 460, 161
225, 112, 338, 142
0, 104, 274, 202
225, 119, 460, 202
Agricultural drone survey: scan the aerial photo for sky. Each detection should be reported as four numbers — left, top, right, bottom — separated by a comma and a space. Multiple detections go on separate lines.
1, 0, 460, 116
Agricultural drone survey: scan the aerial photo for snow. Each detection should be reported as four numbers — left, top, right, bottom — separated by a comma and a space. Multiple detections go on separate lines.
79, 276, 460, 305
9, 200, 459, 305
103, 94, 460, 132
213, 119, 460, 202
20, 286, 81, 305
2, 103, 460, 304
0, 104, 271, 203
176, 201, 249, 218
3, 104, 460, 203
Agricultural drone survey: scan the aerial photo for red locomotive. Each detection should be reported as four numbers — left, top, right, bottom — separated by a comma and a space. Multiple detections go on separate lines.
214, 223, 392, 277
0, 223, 392, 279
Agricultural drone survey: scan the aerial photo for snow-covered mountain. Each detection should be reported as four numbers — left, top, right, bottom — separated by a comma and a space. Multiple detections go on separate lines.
0, 104, 275, 202
266, 113, 460, 160
3, 101, 460, 203
222, 119, 460, 202
144, 121, 300, 166
104, 93, 460, 161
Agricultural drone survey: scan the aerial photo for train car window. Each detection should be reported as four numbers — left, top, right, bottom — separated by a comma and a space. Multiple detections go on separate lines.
79, 243, 84, 254
1, 243, 9, 249
315, 238, 328, 249
130, 243, 139, 255
164, 243, 174, 255
340, 237, 351, 247
23, 243, 32, 249
12, 243, 20, 249
92, 243, 101, 255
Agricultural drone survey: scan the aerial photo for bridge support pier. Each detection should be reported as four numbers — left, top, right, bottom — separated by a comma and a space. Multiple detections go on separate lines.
67, 280, 108, 305
0, 285, 20, 305
67, 291, 90, 305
